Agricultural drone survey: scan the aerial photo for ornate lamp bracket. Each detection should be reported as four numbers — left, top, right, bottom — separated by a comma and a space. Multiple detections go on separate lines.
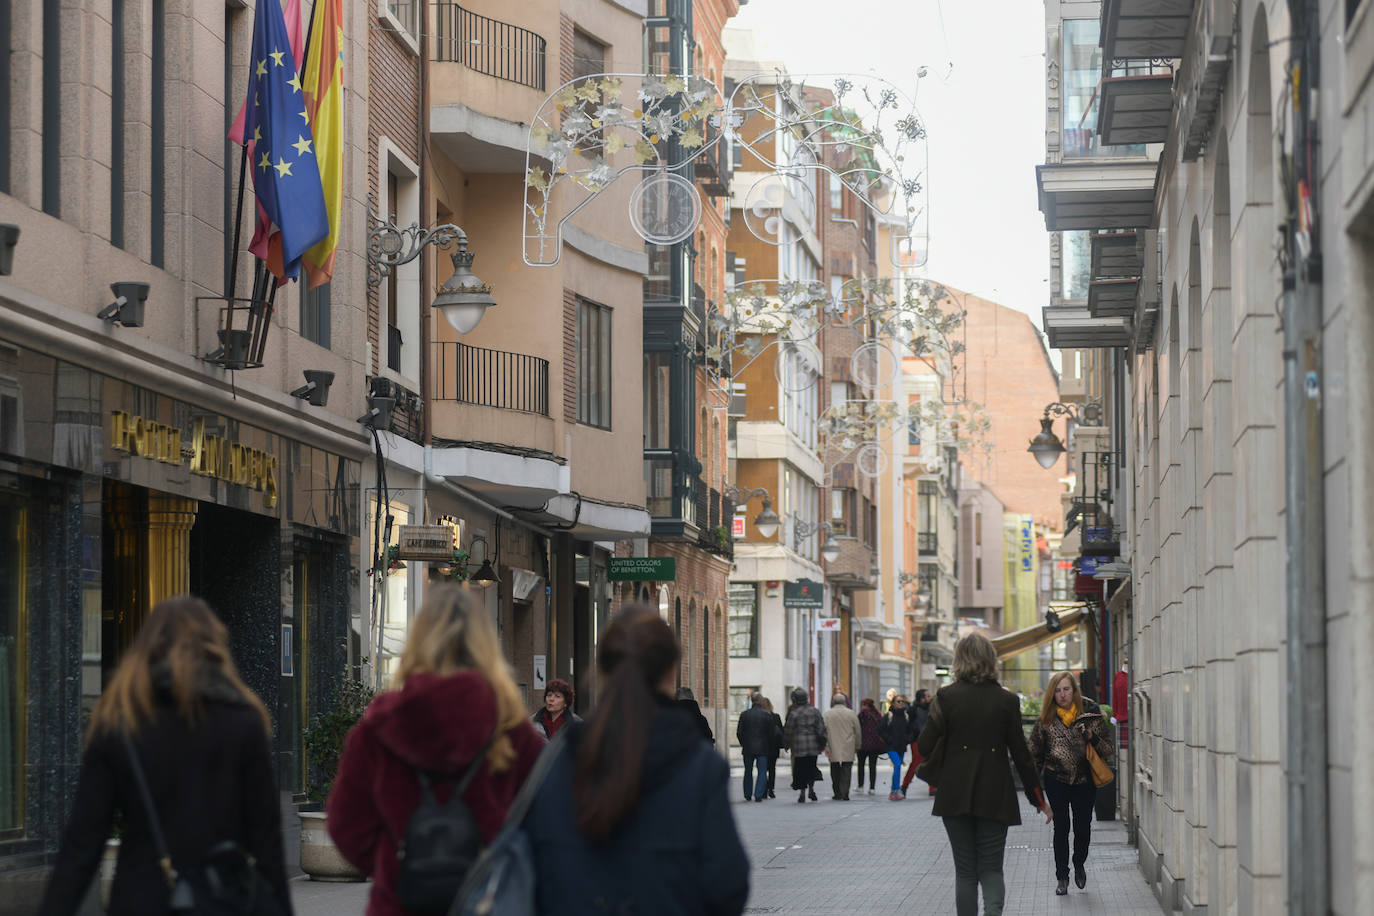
366, 196, 469, 289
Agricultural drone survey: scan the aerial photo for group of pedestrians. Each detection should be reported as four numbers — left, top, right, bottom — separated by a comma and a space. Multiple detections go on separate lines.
37, 588, 751, 916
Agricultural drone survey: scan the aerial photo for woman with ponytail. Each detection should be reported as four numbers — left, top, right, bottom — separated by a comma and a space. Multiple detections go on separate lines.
523, 604, 749, 915
38, 596, 291, 916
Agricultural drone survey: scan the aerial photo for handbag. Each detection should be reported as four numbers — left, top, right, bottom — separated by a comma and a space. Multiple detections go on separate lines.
121, 735, 287, 916
1084, 738, 1114, 788
448, 732, 568, 916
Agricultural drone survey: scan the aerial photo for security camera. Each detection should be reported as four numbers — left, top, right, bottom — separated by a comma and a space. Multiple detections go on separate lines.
290, 369, 335, 407
97, 282, 150, 327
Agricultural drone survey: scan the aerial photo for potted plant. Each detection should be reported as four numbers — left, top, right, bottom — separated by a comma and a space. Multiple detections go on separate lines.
299, 678, 375, 881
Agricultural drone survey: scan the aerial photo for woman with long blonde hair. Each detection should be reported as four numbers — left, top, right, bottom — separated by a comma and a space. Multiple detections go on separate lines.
38, 595, 290, 916
327, 584, 544, 916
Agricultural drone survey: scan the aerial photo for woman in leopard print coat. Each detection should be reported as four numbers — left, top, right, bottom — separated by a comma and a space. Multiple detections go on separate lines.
1028, 671, 1115, 896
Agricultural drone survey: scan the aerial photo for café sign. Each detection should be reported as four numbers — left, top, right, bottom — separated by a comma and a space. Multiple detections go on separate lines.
109, 410, 279, 508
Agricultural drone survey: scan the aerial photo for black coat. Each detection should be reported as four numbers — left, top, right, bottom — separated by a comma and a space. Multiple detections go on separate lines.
735, 704, 781, 758
916, 680, 1041, 826
524, 702, 749, 915
678, 697, 715, 743
880, 706, 913, 752
38, 681, 290, 916
768, 713, 785, 757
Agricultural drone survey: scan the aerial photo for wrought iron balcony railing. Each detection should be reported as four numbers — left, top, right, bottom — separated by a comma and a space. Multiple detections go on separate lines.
433, 3, 546, 92
434, 341, 549, 415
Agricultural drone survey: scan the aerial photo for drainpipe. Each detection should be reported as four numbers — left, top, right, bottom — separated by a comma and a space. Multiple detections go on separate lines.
1282, 0, 1328, 910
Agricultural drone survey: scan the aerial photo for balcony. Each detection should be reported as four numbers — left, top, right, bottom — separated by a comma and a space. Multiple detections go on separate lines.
434, 341, 549, 415
918, 532, 938, 556
433, 3, 546, 91
1043, 304, 1132, 350
1098, 61, 1175, 147
1174, 0, 1235, 162
694, 487, 735, 558
645, 454, 700, 538
1090, 230, 1143, 278
1036, 160, 1159, 231
1088, 278, 1139, 318
1101, 0, 1193, 61
694, 123, 730, 197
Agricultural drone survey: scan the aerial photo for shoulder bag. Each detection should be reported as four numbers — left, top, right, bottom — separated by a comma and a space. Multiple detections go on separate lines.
913, 696, 946, 787
121, 734, 287, 916
448, 731, 568, 916
1083, 738, 1114, 788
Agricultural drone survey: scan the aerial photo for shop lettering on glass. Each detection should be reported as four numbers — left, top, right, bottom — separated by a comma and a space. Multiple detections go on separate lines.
108, 410, 279, 508
1019, 520, 1034, 573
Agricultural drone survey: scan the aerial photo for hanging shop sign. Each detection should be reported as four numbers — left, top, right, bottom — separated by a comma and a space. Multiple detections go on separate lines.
817, 617, 841, 631
783, 579, 824, 609
608, 557, 677, 581
395, 524, 458, 561
109, 410, 279, 508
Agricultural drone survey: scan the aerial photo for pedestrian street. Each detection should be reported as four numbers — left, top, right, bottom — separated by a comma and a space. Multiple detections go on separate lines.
728, 760, 1161, 915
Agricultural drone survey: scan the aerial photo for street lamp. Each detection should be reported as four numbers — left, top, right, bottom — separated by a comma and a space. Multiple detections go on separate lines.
722, 484, 781, 539
794, 519, 842, 563
367, 209, 496, 334
1027, 400, 1102, 469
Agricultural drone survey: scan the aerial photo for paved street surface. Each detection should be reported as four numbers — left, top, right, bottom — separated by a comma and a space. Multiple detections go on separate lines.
290, 759, 1160, 915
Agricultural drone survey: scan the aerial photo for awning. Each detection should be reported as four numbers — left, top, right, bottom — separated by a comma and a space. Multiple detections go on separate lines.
1043, 304, 1132, 349
991, 605, 1090, 662
1036, 161, 1159, 231
1098, 73, 1175, 147
1101, 0, 1193, 61
1087, 278, 1140, 318
856, 617, 905, 640
1090, 230, 1143, 279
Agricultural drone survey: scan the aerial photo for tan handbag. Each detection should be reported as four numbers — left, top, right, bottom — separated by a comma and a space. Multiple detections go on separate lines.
1084, 740, 1113, 787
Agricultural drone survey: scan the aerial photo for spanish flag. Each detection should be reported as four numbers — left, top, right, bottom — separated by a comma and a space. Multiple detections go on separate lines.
301, 0, 343, 288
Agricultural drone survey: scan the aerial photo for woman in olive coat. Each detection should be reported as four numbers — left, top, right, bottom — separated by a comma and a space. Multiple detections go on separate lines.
916, 633, 1052, 916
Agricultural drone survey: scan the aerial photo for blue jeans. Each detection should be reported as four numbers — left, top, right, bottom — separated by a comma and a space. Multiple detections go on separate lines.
743, 754, 769, 800
887, 750, 904, 792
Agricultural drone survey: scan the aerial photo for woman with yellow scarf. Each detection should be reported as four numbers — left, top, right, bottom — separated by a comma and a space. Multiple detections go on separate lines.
1028, 671, 1115, 896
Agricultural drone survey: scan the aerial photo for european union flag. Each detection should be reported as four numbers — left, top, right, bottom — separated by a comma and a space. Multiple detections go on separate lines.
241, 0, 328, 280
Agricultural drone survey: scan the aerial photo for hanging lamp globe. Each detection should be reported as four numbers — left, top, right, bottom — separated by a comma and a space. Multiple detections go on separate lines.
433, 241, 496, 334
753, 499, 781, 540
1027, 417, 1066, 469
821, 534, 842, 564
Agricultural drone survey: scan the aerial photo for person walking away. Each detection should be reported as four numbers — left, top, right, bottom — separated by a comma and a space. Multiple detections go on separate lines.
327, 585, 545, 916
902, 688, 933, 797
38, 596, 293, 916
856, 698, 884, 795
880, 695, 913, 800
523, 605, 749, 915
761, 695, 784, 799
676, 686, 715, 743
531, 678, 580, 740
783, 689, 827, 803
1028, 670, 1115, 895
735, 693, 777, 802
917, 633, 1051, 916
822, 693, 862, 800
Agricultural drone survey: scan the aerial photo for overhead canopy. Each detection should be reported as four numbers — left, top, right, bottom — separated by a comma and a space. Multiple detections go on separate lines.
992, 605, 1090, 661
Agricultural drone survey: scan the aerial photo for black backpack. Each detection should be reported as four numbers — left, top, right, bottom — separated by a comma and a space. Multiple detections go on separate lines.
397, 735, 494, 913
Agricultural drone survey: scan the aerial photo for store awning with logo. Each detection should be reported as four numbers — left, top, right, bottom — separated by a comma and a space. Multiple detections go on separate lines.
991, 604, 1090, 661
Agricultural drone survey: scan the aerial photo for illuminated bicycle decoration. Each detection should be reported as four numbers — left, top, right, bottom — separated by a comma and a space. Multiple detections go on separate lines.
521, 72, 929, 266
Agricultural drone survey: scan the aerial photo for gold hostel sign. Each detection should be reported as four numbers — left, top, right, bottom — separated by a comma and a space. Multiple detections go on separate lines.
109, 410, 279, 508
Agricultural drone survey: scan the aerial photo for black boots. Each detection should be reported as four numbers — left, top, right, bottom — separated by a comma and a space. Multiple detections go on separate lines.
1055, 879, 1068, 896
797, 789, 806, 803
1075, 865, 1086, 889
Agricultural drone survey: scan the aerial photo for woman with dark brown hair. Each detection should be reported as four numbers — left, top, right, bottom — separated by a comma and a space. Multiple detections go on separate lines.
522, 604, 749, 915
38, 595, 291, 916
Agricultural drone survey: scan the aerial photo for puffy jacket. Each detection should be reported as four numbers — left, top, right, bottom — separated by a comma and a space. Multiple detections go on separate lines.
327, 672, 545, 916
1028, 698, 1115, 787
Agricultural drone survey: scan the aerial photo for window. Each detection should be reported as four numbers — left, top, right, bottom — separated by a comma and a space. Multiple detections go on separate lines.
643, 353, 671, 449
728, 583, 758, 657
1062, 20, 1145, 159
830, 488, 855, 536
301, 283, 331, 349
975, 557, 983, 590
829, 174, 843, 214
728, 686, 759, 745
975, 512, 982, 546
1061, 230, 1091, 300
380, 140, 420, 381
381, 0, 419, 51
577, 299, 612, 427
573, 29, 606, 80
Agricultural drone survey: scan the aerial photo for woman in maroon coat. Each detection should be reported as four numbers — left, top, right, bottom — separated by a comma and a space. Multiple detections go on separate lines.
327, 585, 545, 916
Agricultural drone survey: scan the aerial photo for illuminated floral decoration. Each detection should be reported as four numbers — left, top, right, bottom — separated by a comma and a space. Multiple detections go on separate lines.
522, 72, 928, 266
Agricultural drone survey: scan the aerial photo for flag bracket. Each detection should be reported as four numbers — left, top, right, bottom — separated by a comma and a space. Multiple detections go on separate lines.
197, 295, 274, 371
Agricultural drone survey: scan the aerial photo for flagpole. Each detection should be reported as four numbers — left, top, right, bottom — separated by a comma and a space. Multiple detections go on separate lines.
227, 142, 250, 303
300, 0, 319, 76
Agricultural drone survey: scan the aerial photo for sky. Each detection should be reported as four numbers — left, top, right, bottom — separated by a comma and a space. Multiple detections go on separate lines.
728, 0, 1051, 332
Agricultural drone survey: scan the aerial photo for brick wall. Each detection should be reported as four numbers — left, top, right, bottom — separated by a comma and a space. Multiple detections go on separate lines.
366, 0, 422, 375
559, 14, 574, 87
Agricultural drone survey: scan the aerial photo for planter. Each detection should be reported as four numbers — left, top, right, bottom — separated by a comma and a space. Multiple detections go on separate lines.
298, 810, 364, 882
99, 838, 119, 911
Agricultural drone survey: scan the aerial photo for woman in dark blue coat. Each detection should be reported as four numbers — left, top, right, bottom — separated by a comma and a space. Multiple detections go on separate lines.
523, 605, 749, 915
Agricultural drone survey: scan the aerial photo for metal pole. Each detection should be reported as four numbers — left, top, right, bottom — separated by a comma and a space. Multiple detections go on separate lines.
1283, 0, 1328, 908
